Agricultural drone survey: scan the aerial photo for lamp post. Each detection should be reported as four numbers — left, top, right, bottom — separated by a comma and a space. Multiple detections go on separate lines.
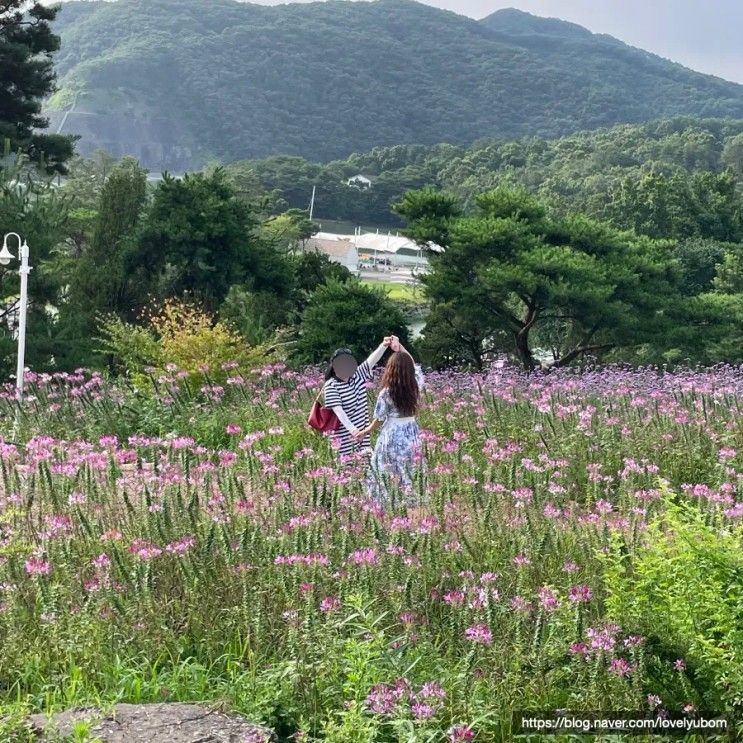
0, 233, 31, 401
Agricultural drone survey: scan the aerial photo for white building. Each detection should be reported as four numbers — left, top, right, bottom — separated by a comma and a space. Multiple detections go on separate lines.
307, 229, 442, 270
304, 236, 359, 274
346, 174, 372, 190
353, 231, 442, 269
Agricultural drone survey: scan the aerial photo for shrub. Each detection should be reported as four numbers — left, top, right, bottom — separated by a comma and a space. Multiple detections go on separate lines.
602, 488, 743, 711
220, 286, 294, 346
97, 299, 270, 384
295, 280, 409, 364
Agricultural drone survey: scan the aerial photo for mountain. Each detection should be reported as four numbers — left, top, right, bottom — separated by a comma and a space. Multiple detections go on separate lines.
45, 0, 743, 171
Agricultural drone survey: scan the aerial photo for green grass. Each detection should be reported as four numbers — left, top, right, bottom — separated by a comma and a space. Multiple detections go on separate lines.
360, 280, 426, 303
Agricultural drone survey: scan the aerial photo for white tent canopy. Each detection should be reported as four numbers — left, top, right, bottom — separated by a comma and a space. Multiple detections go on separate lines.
312, 230, 443, 254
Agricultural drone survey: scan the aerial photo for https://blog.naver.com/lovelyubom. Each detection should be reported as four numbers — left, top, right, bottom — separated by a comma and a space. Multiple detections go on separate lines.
513, 711, 732, 737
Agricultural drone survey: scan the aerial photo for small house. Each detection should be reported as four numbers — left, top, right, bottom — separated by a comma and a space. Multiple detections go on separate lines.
346, 174, 372, 190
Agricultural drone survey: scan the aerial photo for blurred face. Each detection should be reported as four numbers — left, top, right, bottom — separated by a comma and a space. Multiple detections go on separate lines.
332, 354, 358, 382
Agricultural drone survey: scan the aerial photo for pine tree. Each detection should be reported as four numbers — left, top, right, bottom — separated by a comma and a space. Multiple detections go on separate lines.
0, 1, 75, 173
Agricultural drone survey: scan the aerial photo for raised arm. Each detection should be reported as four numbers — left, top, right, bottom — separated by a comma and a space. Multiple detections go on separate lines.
365, 338, 391, 369
391, 337, 424, 389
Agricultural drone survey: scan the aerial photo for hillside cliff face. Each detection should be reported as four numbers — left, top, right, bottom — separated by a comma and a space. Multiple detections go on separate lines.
46, 102, 196, 172
46, 0, 743, 170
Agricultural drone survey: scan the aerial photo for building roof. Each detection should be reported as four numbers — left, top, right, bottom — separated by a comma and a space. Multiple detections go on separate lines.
305, 237, 358, 259
309, 231, 443, 254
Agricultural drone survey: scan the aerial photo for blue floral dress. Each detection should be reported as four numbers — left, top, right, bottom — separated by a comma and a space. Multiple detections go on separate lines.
367, 364, 425, 506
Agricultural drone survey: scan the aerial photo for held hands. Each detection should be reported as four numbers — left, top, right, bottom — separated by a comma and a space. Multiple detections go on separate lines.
383, 335, 402, 352
351, 427, 367, 442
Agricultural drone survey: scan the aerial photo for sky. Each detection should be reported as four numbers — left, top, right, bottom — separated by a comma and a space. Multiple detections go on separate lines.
50, 0, 743, 84
428, 0, 743, 84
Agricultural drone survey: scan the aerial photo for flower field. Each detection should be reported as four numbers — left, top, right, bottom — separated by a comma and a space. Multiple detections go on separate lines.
0, 363, 741, 741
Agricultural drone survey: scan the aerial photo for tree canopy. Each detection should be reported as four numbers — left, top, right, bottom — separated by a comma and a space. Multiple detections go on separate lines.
0, 0, 75, 172
223, 118, 743, 230
396, 186, 684, 370
296, 280, 410, 365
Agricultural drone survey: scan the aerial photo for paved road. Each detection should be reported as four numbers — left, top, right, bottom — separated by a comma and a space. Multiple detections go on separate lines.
358, 268, 422, 284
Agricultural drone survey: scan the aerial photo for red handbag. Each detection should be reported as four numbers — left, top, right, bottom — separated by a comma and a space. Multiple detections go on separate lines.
308, 390, 340, 433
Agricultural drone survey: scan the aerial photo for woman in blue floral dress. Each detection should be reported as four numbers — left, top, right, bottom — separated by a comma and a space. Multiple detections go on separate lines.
354, 338, 425, 507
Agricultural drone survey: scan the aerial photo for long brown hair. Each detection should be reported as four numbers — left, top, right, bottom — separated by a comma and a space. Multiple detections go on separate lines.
381, 352, 419, 416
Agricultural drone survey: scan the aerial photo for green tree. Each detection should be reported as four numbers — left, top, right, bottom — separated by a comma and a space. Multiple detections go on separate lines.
417, 301, 507, 370
262, 208, 318, 251
673, 238, 730, 296
291, 251, 351, 307
136, 169, 293, 310
220, 286, 294, 346
0, 0, 75, 172
295, 280, 409, 364
60, 152, 120, 211
71, 158, 148, 315
712, 250, 743, 295
605, 170, 743, 242
691, 293, 743, 364
397, 186, 683, 370
721, 132, 743, 178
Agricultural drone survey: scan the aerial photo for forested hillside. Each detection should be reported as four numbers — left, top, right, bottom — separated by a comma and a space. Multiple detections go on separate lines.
47, 0, 743, 169
227, 118, 743, 228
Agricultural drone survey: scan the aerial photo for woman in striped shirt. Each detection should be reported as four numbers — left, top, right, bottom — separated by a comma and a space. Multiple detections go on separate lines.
323, 338, 392, 460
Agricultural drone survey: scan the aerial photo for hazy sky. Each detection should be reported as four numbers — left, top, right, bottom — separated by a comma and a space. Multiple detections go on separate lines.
52, 0, 743, 84
429, 0, 743, 84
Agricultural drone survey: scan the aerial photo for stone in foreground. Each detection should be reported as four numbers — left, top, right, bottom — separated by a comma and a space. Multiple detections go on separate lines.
28, 702, 276, 742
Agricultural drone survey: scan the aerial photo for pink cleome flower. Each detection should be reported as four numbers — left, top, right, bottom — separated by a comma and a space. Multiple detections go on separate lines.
568, 584, 593, 603
464, 623, 493, 645
25, 557, 51, 576
448, 725, 475, 742
609, 658, 633, 677
319, 596, 340, 613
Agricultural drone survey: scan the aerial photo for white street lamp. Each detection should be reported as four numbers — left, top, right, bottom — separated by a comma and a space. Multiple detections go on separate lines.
1, 233, 31, 401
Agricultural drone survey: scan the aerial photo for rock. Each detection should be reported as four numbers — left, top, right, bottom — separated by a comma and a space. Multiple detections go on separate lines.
28, 702, 276, 742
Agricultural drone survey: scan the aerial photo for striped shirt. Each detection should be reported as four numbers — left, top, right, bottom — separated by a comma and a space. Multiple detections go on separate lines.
324, 360, 373, 456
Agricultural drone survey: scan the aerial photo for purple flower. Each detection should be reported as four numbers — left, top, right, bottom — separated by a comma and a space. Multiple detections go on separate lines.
647, 694, 662, 709
465, 623, 493, 645
609, 658, 633, 677
510, 596, 532, 613
448, 725, 475, 742
25, 557, 51, 576
586, 625, 617, 652
320, 596, 340, 613
347, 548, 378, 566
537, 586, 560, 612
568, 584, 593, 603
411, 702, 436, 720
418, 681, 446, 700
92, 553, 111, 569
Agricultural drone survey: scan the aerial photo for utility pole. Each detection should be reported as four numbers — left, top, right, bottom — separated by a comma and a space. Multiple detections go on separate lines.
309, 185, 316, 221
